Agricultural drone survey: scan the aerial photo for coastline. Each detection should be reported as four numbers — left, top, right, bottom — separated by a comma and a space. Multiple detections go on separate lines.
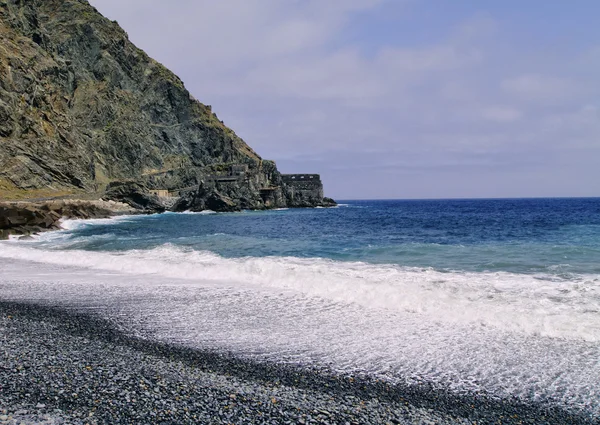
0, 197, 338, 241
0, 300, 594, 425
0, 199, 136, 241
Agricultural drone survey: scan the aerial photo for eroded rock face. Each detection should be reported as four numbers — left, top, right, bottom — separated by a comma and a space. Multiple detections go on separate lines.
0, 0, 262, 196
171, 173, 337, 212
172, 181, 250, 213
0, 1, 335, 209
103, 182, 165, 213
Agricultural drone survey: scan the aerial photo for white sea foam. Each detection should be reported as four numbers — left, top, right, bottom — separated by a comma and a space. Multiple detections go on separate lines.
0, 245, 599, 414
0, 243, 598, 341
60, 214, 138, 231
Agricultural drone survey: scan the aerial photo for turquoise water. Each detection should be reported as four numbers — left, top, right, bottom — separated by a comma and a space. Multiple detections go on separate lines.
35, 198, 600, 276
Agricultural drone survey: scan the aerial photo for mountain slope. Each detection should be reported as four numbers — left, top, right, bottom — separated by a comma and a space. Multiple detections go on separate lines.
0, 0, 263, 199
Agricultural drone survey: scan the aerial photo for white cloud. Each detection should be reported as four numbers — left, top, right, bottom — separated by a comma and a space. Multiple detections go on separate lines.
501, 74, 578, 103
88, 0, 600, 198
481, 106, 522, 123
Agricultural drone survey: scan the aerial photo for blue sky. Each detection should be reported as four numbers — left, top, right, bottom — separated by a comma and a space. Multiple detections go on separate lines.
89, 0, 600, 199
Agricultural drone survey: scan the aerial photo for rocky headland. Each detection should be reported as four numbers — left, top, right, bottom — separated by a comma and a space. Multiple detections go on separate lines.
0, 199, 134, 240
0, 0, 335, 223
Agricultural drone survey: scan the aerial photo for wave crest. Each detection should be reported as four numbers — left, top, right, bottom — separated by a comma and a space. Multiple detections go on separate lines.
0, 243, 598, 341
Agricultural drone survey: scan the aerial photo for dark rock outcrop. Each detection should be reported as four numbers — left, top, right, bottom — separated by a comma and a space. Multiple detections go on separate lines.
321, 197, 338, 207
172, 181, 238, 213
171, 172, 336, 213
103, 182, 165, 213
281, 174, 337, 208
0, 200, 115, 239
0, 0, 335, 210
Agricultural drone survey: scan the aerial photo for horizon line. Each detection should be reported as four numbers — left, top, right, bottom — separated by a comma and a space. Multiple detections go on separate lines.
334, 196, 600, 202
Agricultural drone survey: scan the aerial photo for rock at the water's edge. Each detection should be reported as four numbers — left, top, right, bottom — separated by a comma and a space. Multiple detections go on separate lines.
103, 181, 165, 213
0, 199, 133, 239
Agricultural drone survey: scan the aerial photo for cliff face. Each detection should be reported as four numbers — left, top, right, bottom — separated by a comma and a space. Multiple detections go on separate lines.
0, 0, 334, 209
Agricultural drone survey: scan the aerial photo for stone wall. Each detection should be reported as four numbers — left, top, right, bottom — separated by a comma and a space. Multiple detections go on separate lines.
281, 174, 322, 184
281, 174, 325, 207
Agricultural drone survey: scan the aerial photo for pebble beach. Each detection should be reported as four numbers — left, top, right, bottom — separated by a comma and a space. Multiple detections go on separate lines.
1, 301, 595, 425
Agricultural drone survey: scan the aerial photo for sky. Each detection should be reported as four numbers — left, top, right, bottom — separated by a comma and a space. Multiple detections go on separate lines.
88, 0, 600, 199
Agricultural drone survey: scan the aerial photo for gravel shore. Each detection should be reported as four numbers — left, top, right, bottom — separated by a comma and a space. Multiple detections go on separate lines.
0, 301, 595, 425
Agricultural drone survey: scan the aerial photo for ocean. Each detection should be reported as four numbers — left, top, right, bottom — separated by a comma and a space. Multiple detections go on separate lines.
1, 198, 599, 417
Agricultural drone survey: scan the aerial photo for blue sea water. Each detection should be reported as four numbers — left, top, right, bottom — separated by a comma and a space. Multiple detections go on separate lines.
1, 198, 600, 414
33, 197, 600, 276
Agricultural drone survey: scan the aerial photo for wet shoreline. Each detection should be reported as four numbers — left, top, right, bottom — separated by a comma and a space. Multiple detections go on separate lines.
0, 301, 595, 425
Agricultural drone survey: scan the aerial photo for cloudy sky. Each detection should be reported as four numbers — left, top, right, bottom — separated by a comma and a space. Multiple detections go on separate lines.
89, 0, 599, 199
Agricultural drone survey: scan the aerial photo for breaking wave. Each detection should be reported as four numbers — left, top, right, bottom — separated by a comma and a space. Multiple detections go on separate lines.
1, 242, 598, 341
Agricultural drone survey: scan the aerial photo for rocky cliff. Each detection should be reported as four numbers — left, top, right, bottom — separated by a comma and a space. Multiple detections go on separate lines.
0, 0, 334, 210
0, 199, 133, 239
